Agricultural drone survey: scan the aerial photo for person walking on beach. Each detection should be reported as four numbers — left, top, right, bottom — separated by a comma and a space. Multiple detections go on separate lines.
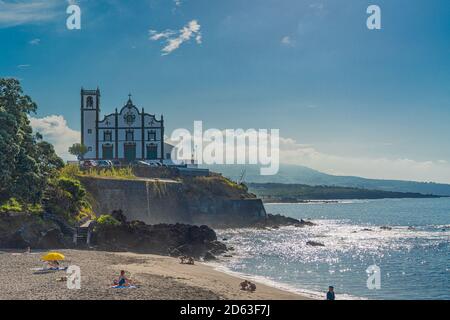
327, 286, 335, 300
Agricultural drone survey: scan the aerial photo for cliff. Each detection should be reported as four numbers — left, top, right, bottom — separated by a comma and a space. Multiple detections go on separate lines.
80, 175, 267, 228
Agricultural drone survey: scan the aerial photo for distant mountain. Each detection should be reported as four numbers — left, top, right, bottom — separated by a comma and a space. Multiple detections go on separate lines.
205, 164, 450, 196
247, 183, 441, 202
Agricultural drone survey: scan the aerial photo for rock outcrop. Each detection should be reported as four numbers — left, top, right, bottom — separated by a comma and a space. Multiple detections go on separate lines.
0, 214, 70, 249
254, 214, 316, 229
90, 221, 227, 260
306, 241, 325, 247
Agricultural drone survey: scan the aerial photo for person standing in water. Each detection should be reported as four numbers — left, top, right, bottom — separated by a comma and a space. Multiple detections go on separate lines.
327, 286, 336, 300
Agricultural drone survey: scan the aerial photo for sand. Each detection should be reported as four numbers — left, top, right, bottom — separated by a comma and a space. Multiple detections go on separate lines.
0, 249, 311, 300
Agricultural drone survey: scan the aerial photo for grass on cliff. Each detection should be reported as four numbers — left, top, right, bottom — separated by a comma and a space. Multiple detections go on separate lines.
0, 198, 43, 215
61, 164, 136, 180
183, 175, 252, 199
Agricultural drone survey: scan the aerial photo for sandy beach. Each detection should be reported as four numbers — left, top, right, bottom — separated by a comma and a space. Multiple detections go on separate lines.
0, 249, 311, 300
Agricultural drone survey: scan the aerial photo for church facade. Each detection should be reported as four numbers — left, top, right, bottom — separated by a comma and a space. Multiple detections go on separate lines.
81, 88, 166, 162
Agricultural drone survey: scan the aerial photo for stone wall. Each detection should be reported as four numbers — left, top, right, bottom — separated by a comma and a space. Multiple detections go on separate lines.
80, 177, 266, 227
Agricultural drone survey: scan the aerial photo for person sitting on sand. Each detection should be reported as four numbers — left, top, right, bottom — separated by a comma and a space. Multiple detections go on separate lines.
47, 260, 60, 270
240, 280, 256, 292
180, 256, 195, 265
114, 270, 132, 287
327, 286, 335, 300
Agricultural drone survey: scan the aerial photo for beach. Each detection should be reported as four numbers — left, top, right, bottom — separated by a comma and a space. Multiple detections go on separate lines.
0, 249, 310, 300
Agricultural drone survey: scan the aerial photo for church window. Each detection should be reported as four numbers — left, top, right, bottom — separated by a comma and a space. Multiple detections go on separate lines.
126, 130, 134, 141
148, 130, 156, 141
104, 131, 112, 142
86, 96, 94, 108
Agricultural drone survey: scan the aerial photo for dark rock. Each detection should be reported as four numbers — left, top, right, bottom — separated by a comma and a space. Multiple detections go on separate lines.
111, 210, 127, 224
380, 226, 392, 231
203, 251, 216, 261
306, 241, 325, 247
253, 214, 316, 229
0, 214, 68, 249
91, 221, 227, 259
206, 240, 228, 255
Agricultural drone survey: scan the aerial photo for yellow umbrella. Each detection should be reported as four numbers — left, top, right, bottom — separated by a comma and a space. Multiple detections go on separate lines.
41, 252, 65, 261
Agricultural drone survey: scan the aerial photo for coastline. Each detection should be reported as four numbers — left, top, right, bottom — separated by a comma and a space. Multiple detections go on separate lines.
0, 249, 312, 300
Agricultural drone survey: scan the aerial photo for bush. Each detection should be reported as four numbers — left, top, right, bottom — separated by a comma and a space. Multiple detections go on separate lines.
0, 198, 43, 215
96, 215, 121, 226
60, 164, 81, 179
82, 167, 135, 180
43, 177, 90, 223
0, 198, 22, 213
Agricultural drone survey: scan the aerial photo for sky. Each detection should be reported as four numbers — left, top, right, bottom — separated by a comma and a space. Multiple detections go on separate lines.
1, 0, 450, 182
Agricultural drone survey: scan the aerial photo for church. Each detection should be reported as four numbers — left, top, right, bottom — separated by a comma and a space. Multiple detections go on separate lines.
81, 88, 170, 162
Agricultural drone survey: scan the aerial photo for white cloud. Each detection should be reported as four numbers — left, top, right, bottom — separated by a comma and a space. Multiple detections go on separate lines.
278, 137, 450, 183
30, 115, 80, 161
29, 38, 41, 45
27, 115, 450, 183
281, 36, 295, 47
309, 3, 324, 10
0, 0, 62, 28
169, 128, 450, 182
149, 20, 202, 55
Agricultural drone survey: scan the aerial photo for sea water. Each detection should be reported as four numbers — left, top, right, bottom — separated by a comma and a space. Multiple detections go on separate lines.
215, 198, 450, 300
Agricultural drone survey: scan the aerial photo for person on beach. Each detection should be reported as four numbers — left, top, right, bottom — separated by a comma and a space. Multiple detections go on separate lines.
114, 270, 132, 287
327, 286, 335, 300
47, 260, 60, 270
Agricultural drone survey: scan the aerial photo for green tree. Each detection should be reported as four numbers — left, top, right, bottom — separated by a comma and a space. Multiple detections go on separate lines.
69, 143, 88, 160
0, 78, 63, 203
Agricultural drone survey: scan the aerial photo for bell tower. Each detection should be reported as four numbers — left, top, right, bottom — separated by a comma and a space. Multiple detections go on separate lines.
81, 87, 100, 159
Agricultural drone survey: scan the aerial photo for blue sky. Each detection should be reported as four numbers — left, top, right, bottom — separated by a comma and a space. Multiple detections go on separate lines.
1, 0, 450, 182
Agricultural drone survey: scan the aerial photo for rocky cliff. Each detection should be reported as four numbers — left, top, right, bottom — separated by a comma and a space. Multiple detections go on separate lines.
0, 214, 70, 249
91, 221, 227, 260
80, 176, 267, 228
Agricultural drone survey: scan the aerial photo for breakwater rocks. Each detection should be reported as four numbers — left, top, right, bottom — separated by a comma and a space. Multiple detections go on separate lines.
91, 221, 227, 260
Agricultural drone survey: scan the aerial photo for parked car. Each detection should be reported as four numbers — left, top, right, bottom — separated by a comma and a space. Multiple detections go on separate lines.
97, 160, 113, 168
146, 160, 163, 167
131, 160, 152, 167
112, 160, 122, 167
82, 160, 97, 168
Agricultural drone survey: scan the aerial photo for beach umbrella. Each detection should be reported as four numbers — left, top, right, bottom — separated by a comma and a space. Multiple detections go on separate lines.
41, 252, 65, 261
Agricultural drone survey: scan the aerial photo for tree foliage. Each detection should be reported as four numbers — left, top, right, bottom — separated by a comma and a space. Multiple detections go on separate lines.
68, 143, 88, 160
0, 78, 64, 203
43, 177, 89, 221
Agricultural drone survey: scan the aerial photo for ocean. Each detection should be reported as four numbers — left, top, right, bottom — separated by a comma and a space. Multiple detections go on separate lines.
215, 198, 450, 300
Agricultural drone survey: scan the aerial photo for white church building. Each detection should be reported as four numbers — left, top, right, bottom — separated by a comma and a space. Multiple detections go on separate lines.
81, 88, 171, 162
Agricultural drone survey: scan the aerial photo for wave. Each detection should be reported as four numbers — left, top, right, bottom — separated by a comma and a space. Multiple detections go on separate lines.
215, 218, 450, 300
205, 260, 366, 300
